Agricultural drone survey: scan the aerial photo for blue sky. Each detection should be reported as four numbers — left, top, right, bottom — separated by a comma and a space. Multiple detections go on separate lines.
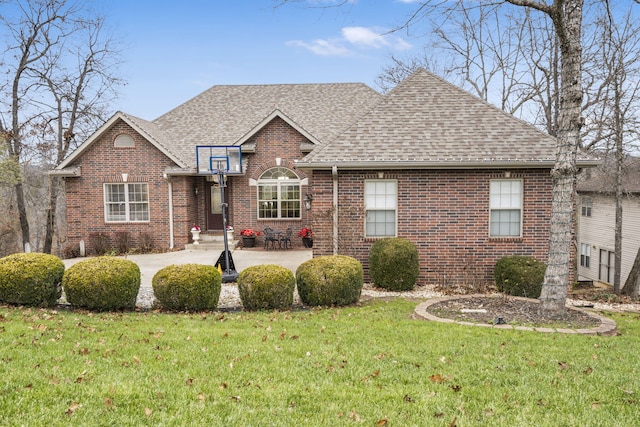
97, 1, 422, 119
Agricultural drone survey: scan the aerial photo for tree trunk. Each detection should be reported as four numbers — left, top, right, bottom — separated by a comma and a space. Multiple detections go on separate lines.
537, 0, 584, 317
613, 55, 624, 294
621, 246, 640, 298
43, 176, 61, 254
14, 181, 30, 252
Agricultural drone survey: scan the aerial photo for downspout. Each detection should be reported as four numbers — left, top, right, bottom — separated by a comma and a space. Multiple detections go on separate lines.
332, 165, 338, 255
166, 176, 175, 249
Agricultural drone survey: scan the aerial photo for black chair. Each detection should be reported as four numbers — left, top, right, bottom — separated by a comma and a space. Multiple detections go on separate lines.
279, 227, 293, 249
263, 227, 278, 250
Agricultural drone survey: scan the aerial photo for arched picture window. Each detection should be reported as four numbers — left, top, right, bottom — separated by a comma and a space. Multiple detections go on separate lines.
114, 134, 135, 148
258, 167, 301, 219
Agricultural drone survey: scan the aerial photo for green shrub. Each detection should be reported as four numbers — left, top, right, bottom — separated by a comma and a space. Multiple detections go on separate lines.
369, 238, 420, 291
152, 264, 221, 311
237, 264, 295, 311
0, 253, 65, 307
296, 255, 363, 307
62, 257, 140, 310
494, 255, 546, 298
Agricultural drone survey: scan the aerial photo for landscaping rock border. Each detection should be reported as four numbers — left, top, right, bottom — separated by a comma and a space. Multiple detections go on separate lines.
413, 294, 617, 336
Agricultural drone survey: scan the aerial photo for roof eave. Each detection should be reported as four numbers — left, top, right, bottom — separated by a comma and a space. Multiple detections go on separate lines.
48, 166, 81, 177
294, 158, 601, 170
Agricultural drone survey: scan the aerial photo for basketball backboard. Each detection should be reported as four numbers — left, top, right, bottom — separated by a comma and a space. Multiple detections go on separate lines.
196, 146, 242, 175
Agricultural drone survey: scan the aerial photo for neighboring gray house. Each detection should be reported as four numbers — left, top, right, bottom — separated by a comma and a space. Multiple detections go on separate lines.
577, 157, 640, 286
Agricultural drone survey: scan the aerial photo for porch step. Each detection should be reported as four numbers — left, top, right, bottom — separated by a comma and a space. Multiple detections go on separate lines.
184, 240, 238, 251
185, 232, 238, 251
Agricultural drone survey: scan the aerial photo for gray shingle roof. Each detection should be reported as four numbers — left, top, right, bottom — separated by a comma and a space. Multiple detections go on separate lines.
152, 83, 383, 166
298, 69, 596, 169
578, 156, 640, 194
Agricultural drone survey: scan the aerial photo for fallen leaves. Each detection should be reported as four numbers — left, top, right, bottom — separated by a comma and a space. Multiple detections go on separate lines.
65, 402, 81, 415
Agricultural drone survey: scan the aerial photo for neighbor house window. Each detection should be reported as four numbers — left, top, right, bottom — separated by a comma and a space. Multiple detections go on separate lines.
365, 180, 397, 237
581, 198, 592, 217
104, 183, 149, 222
599, 249, 615, 284
489, 179, 522, 237
580, 243, 591, 268
258, 167, 301, 219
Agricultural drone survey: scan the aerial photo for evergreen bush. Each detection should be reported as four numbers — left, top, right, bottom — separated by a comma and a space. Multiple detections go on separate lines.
369, 238, 420, 291
152, 264, 221, 311
0, 253, 64, 307
237, 264, 295, 311
63, 257, 140, 310
296, 255, 363, 307
494, 255, 546, 298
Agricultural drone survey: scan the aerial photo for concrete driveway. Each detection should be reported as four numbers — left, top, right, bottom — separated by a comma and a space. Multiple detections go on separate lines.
63, 247, 313, 288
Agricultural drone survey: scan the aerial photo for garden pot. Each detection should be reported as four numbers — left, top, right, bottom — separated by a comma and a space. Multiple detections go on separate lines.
302, 237, 313, 248
191, 229, 201, 245
243, 237, 256, 248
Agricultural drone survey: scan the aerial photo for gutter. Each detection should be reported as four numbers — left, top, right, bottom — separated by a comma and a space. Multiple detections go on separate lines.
166, 177, 175, 249
295, 159, 602, 170
332, 165, 338, 255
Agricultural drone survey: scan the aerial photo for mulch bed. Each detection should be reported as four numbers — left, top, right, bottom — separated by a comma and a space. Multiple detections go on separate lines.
426, 295, 601, 329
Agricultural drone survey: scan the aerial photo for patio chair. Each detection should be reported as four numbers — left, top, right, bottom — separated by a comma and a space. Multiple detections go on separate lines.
263, 227, 278, 250
279, 227, 293, 249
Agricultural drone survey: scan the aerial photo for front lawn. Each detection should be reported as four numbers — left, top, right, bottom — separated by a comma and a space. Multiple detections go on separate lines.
0, 300, 638, 426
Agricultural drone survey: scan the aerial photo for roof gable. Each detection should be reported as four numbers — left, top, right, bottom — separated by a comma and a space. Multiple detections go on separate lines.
236, 109, 321, 148
57, 111, 186, 170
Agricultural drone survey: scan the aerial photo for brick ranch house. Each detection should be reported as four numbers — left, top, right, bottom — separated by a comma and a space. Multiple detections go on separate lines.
53, 69, 597, 286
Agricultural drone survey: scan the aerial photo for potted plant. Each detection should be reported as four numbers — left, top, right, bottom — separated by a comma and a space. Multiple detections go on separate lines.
240, 228, 260, 248
298, 227, 314, 248
190, 225, 201, 245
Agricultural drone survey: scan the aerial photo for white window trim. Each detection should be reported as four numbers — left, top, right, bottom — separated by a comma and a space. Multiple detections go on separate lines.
489, 178, 523, 238
364, 179, 398, 238
257, 167, 302, 220
104, 183, 150, 223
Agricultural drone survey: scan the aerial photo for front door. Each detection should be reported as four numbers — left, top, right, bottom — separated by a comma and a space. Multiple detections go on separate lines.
205, 181, 225, 230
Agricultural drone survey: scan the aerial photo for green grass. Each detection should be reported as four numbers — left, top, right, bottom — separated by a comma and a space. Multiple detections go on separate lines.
1, 300, 639, 426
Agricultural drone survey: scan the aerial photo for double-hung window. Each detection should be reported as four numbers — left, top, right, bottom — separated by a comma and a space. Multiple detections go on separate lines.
580, 243, 591, 268
257, 167, 301, 219
365, 180, 397, 237
581, 198, 592, 217
104, 183, 149, 222
489, 179, 522, 237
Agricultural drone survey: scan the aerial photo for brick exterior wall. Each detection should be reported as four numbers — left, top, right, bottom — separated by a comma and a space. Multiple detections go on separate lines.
310, 168, 558, 288
63, 119, 196, 253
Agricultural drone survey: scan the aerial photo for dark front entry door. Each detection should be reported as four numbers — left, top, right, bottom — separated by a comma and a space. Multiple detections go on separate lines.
205, 181, 226, 230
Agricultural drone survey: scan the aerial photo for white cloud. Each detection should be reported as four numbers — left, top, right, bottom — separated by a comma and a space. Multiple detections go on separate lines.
286, 39, 353, 57
287, 26, 411, 57
342, 26, 412, 51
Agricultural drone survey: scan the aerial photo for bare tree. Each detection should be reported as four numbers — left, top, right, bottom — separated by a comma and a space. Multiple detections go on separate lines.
0, 0, 121, 253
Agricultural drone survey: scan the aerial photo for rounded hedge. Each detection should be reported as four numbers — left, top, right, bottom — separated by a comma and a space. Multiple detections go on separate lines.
237, 264, 295, 311
0, 253, 65, 307
152, 264, 221, 311
369, 238, 420, 291
494, 255, 546, 298
62, 257, 140, 310
296, 255, 363, 307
